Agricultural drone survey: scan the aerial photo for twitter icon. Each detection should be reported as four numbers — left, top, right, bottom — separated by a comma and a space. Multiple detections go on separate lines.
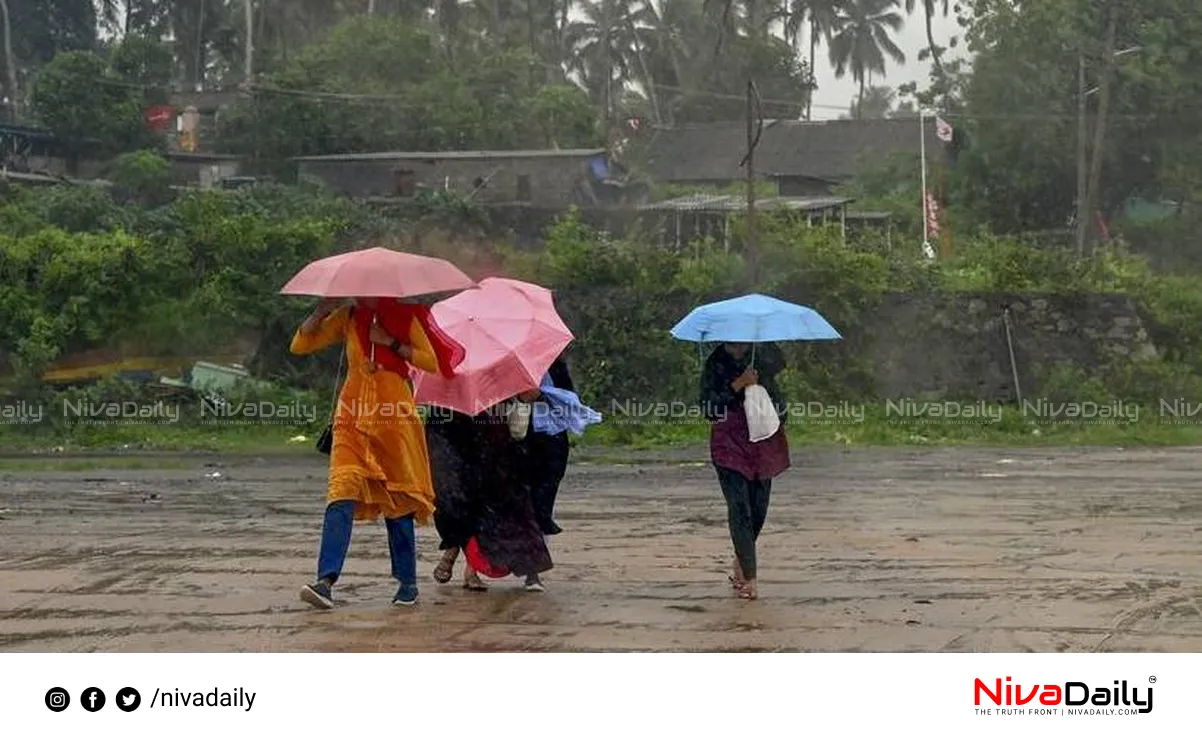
116, 687, 141, 712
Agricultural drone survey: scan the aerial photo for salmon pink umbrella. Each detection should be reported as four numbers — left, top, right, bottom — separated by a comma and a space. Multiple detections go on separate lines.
279, 247, 474, 299
413, 277, 573, 415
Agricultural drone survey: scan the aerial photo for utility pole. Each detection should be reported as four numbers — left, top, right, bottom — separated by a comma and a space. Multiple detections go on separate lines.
603, 4, 612, 148
0, 0, 17, 121
1074, 50, 1088, 256
244, 0, 254, 82
1084, 2, 1119, 256
745, 79, 759, 289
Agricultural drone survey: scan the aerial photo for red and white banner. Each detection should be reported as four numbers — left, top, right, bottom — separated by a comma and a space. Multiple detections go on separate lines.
935, 114, 954, 143
143, 105, 174, 132
925, 189, 941, 237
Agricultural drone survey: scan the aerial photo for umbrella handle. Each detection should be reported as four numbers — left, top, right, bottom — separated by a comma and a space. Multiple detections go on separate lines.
370, 313, 378, 367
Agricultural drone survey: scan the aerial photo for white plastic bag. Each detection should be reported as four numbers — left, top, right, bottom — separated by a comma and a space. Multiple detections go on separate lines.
508, 400, 532, 440
744, 384, 780, 442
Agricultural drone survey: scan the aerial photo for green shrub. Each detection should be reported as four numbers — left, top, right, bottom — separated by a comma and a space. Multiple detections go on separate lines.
110, 150, 172, 203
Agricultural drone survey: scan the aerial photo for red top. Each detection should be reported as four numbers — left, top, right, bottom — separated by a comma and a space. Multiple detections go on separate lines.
710, 407, 790, 481
351, 299, 465, 378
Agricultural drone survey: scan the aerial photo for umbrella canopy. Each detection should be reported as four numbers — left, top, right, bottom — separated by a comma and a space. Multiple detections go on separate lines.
413, 277, 573, 416
279, 247, 475, 299
670, 293, 842, 343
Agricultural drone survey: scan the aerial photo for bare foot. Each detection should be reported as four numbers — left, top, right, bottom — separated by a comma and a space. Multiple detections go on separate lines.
729, 559, 746, 590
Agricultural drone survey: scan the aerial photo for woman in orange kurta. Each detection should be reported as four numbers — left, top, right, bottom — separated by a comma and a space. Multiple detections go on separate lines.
291, 297, 444, 609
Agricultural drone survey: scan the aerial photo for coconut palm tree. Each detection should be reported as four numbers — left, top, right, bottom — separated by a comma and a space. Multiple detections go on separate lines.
565, 0, 641, 129
0, 0, 15, 118
828, 0, 905, 117
904, 0, 949, 77
782, 0, 845, 119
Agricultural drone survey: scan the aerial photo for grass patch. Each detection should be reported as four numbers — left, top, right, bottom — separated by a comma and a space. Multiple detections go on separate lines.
0, 457, 198, 472
582, 403, 1202, 449
0, 422, 318, 456
3, 402, 1202, 458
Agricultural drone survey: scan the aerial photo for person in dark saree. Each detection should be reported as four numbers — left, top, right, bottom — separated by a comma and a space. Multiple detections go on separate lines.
701, 341, 790, 600
519, 357, 576, 536
426, 400, 553, 592
425, 407, 487, 589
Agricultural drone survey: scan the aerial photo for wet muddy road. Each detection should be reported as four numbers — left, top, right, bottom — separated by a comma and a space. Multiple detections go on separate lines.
2, 446, 1201, 652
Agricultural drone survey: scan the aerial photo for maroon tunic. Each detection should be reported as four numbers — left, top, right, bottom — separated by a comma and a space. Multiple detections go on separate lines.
710, 406, 790, 481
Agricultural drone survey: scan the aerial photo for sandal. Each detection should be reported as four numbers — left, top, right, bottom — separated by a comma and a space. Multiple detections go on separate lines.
433, 549, 458, 584
463, 572, 488, 592
737, 580, 758, 601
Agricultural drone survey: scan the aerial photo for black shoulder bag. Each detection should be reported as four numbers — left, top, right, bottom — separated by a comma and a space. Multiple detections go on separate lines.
315, 343, 347, 455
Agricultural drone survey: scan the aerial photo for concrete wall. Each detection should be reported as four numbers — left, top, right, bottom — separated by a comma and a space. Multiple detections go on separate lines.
165, 154, 243, 187
862, 293, 1158, 401
550, 287, 1160, 404
298, 154, 598, 206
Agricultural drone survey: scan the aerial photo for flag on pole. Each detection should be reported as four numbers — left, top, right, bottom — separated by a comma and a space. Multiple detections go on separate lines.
935, 115, 954, 144
925, 189, 941, 238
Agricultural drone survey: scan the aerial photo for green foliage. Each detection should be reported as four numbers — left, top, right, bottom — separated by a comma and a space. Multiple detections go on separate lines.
1, 185, 136, 234
217, 17, 601, 169
950, 0, 1202, 233
11, 0, 98, 68
1035, 362, 1114, 404
110, 150, 172, 203
0, 183, 350, 385
408, 189, 491, 233
29, 50, 160, 162
3, 168, 1202, 449
528, 85, 603, 148
669, 34, 811, 122
109, 33, 173, 104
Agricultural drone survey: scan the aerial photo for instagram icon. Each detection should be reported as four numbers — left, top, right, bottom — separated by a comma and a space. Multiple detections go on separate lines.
45, 687, 70, 712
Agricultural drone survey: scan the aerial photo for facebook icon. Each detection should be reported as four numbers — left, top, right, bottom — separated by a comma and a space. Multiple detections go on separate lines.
81, 687, 106, 712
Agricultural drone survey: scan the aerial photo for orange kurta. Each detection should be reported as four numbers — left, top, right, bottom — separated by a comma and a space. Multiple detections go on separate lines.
291, 306, 438, 524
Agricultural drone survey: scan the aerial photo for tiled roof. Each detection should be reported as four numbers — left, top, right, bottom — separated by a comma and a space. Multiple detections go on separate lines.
643, 118, 943, 183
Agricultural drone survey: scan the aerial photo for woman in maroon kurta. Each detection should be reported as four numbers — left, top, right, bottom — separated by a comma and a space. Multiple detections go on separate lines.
701, 342, 790, 600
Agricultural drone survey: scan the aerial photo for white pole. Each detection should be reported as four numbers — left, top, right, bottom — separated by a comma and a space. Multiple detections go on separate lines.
920, 111, 934, 259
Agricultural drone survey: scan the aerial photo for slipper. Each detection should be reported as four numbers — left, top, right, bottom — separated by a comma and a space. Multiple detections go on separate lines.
433, 554, 456, 584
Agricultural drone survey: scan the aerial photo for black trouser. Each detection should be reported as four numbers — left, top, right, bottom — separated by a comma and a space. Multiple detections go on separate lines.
716, 466, 772, 580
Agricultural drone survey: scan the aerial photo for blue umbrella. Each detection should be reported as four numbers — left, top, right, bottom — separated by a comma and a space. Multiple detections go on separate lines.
669, 293, 842, 343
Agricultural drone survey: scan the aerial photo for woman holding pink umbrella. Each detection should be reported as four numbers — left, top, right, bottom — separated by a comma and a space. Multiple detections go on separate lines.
416, 277, 577, 592
280, 248, 471, 610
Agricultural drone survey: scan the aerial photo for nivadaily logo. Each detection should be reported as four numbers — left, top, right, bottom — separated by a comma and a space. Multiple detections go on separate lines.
975, 676, 1154, 715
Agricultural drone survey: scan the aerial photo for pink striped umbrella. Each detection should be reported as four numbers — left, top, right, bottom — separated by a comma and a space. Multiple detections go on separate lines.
413, 277, 573, 415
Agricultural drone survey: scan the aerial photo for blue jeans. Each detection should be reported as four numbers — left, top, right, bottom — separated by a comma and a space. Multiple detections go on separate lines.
316, 500, 417, 586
